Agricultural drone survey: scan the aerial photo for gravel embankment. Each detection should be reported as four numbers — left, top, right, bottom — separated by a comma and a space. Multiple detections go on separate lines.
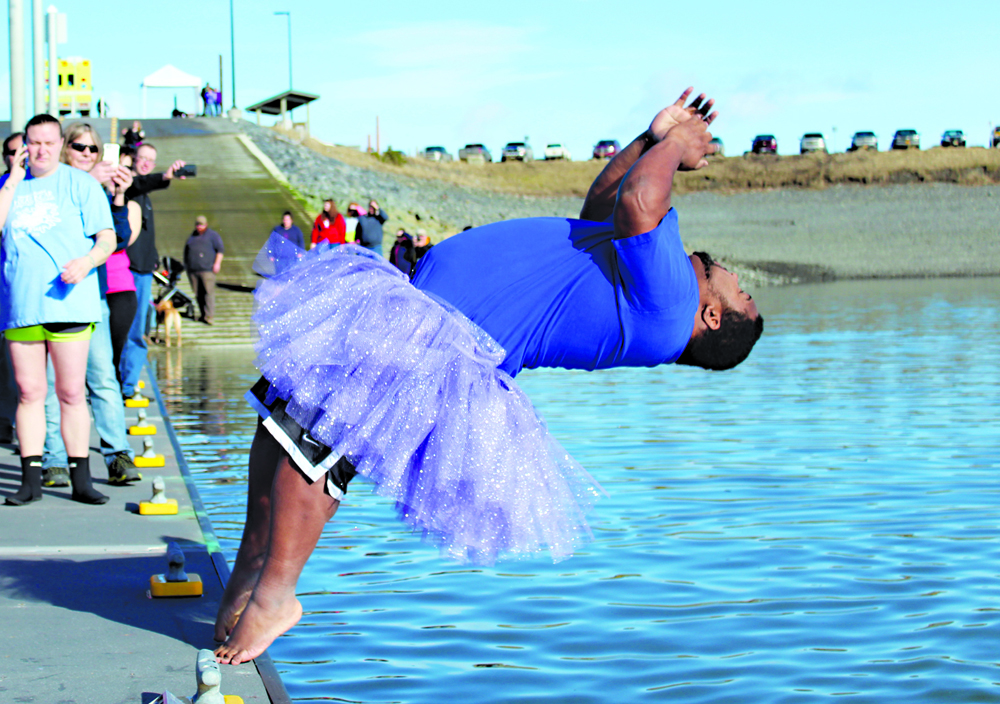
239, 123, 583, 236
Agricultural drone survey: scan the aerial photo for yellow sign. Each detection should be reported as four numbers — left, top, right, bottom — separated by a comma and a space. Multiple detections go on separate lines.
45, 56, 92, 115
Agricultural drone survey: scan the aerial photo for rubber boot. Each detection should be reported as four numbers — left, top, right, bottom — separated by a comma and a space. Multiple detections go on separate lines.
68, 456, 109, 505
5, 456, 43, 506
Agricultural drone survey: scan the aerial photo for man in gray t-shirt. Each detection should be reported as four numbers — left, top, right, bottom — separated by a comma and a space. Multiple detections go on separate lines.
183, 215, 224, 324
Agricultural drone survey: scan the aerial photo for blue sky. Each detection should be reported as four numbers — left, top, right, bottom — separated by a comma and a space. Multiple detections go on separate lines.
3, 0, 999, 157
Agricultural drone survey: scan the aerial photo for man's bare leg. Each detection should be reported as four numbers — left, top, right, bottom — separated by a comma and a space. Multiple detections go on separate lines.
215, 451, 339, 665
214, 421, 283, 641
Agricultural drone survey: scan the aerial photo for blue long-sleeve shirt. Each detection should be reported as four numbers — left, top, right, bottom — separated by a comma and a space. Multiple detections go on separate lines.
270, 224, 305, 250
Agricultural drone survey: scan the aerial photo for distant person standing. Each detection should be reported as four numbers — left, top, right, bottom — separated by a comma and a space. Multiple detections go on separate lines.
120, 143, 186, 398
121, 121, 144, 149
270, 211, 304, 249
413, 228, 433, 266
343, 203, 362, 244
183, 216, 224, 324
356, 199, 388, 255
311, 199, 346, 248
201, 85, 211, 116
388, 229, 414, 274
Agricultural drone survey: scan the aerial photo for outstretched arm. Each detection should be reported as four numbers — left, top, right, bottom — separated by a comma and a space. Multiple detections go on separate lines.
579, 87, 714, 222
613, 111, 717, 240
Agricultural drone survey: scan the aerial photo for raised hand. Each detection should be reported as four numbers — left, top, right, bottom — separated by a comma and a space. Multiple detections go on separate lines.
648, 87, 718, 143
662, 116, 715, 171
6, 144, 28, 185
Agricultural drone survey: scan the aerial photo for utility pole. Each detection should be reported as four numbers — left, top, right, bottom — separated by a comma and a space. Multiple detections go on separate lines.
10, 0, 27, 131
46, 5, 61, 118
31, 0, 43, 114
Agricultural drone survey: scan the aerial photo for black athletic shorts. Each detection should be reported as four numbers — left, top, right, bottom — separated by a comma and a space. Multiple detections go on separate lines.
246, 376, 357, 499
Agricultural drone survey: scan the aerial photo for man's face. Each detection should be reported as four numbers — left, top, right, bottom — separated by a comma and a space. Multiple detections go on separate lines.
3, 134, 23, 171
282, 214, 293, 229
195, 222, 207, 233
368, 201, 378, 215
708, 262, 759, 321
25, 123, 63, 175
135, 146, 157, 175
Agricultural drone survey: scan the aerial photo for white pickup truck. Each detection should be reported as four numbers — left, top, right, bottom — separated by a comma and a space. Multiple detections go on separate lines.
543, 143, 571, 160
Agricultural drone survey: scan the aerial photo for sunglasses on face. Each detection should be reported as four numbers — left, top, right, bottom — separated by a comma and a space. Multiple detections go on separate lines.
69, 142, 99, 154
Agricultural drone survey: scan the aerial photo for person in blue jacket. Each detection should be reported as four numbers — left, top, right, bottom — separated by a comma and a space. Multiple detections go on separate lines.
270, 211, 304, 250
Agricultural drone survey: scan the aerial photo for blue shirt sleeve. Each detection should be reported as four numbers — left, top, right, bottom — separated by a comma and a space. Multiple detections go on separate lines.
612, 209, 695, 313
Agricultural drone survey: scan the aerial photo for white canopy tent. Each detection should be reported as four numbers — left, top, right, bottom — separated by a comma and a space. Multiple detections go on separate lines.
140, 64, 203, 118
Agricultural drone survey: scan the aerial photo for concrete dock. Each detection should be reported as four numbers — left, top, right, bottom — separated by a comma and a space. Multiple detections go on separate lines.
0, 368, 288, 703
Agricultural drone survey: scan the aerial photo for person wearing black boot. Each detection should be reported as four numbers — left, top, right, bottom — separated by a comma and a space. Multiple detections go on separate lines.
1, 115, 116, 506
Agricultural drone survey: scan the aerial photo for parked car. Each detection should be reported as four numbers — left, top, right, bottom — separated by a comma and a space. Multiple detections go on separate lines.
892, 129, 919, 150
592, 139, 620, 159
993, 126, 1000, 148
543, 143, 571, 160
501, 142, 533, 162
420, 146, 452, 162
940, 130, 966, 147
799, 132, 827, 154
848, 131, 878, 151
458, 143, 492, 163
709, 137, 724, 157
751, 134, 777, 154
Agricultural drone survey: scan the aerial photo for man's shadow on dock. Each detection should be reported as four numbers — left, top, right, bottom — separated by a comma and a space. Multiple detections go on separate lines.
0, 541, 223, 649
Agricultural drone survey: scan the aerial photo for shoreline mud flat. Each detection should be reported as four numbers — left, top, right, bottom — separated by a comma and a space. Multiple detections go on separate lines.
241, 125, 1000, 287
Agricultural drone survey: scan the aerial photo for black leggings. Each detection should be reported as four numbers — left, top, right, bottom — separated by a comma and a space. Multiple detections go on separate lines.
106, 291, 138, 380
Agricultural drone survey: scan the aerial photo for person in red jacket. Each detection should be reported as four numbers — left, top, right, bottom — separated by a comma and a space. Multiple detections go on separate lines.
310, 198, 346, 248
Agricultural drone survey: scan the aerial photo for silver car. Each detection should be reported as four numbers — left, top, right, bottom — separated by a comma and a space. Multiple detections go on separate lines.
848, 131, 878, 151
501, 142, 534, 162
799, 133, 827, 154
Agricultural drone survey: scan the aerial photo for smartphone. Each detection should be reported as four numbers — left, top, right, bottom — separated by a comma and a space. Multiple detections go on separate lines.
175, 164, 197, 178
102, 143, 120, 163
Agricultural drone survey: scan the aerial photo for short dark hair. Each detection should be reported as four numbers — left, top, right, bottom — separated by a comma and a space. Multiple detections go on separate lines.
282, 211, 292, 218
3, 131, 23, 153
676, 309, 764, 371
24, 114, 62, 137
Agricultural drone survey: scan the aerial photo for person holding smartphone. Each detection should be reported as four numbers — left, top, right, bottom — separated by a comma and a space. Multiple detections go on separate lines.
34, 123, 143, 488
120, 143, 186, 399
0, 115, 118, 506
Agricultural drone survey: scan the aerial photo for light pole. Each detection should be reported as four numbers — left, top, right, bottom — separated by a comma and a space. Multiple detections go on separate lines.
229, 0, 236, 109
274, 11, 291, 91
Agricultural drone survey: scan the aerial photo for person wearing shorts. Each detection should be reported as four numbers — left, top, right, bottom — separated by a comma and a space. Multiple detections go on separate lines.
0, 114, 117, 506
215, 88, 764, 665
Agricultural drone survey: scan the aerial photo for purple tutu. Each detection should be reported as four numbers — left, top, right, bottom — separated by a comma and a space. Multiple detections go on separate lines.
252, 239, 604, 564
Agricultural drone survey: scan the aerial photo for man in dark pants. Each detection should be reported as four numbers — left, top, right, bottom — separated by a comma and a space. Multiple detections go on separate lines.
120, 142, 185, 397
183, 215, 224, 324
356, 199, 388, 254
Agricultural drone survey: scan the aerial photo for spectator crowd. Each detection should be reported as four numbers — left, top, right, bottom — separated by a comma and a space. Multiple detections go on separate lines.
0, 110, 432, 507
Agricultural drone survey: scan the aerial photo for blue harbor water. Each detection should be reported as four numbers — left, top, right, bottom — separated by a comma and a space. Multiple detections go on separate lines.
155, 277, 1000, 703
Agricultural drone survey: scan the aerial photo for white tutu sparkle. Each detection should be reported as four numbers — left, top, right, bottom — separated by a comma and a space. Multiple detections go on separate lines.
252, 238, 604, 564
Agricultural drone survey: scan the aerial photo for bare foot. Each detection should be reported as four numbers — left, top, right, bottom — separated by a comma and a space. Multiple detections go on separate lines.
214, 591, 302, 665
214, 563, 262, 641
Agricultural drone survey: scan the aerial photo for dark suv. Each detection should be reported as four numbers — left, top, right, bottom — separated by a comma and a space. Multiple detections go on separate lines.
940, 130, 965, 147
892, 129, 919, 150
752, 135, 777, 154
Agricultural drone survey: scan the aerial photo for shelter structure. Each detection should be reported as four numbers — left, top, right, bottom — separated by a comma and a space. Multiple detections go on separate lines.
246, 90, 319, 134
141, 64, 202, 118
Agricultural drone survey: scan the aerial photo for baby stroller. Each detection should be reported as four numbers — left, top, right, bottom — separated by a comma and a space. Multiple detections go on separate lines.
152, 256, 197, 319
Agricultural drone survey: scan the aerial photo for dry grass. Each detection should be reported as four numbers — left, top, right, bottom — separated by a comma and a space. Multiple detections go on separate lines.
678, 146, 1000, 192
281, 127, 1000, 198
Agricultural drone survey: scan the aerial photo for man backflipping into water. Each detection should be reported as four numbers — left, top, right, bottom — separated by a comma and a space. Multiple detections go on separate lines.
215, 88, 763, 664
